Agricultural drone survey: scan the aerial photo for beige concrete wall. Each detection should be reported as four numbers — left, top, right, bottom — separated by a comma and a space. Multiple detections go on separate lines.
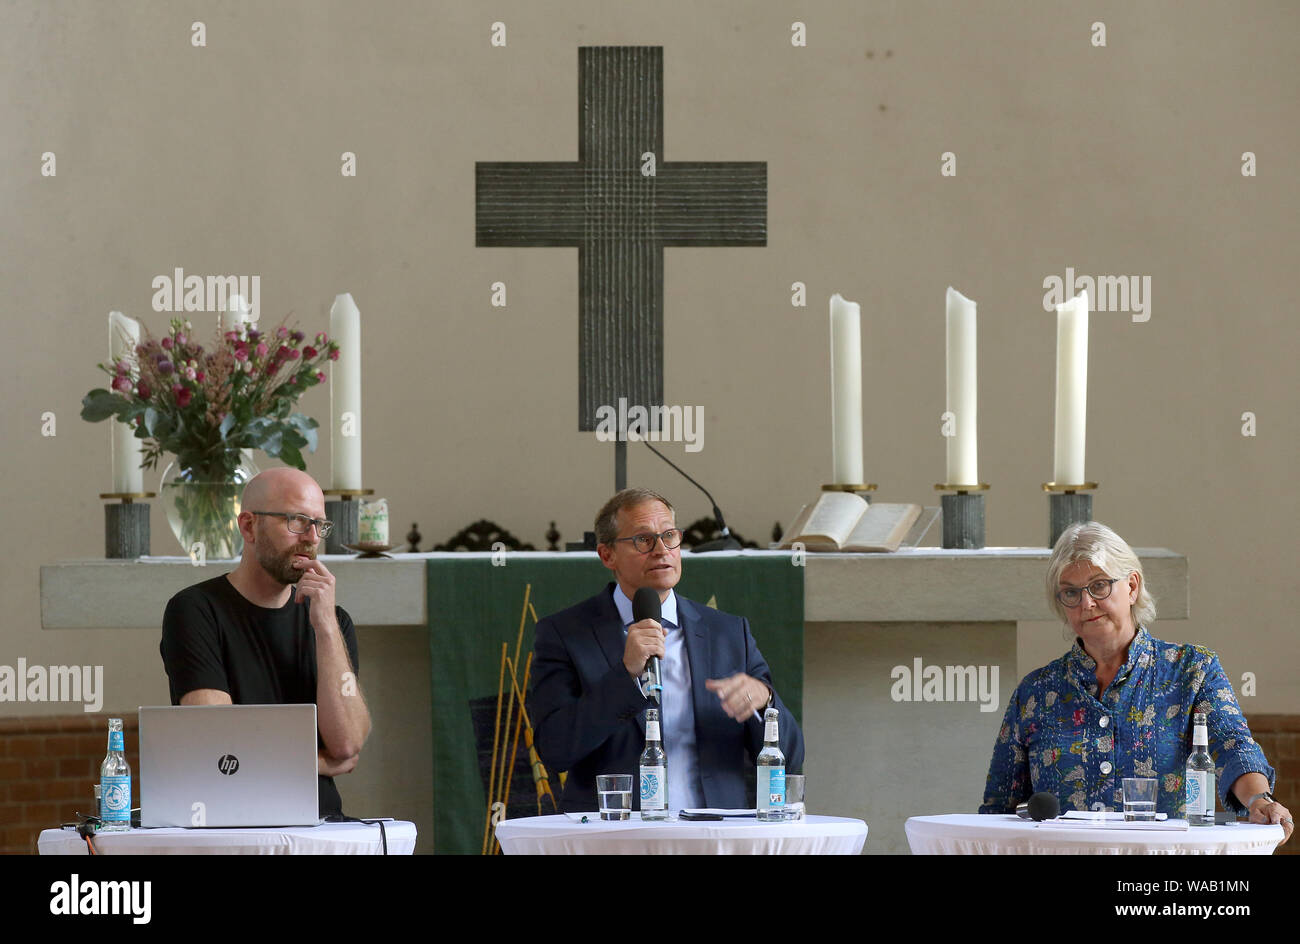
2, 1, 1295, 848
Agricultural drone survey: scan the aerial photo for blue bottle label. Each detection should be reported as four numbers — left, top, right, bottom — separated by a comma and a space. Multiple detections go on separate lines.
101, 775, 131, 822
758, 767, 785, 809
108, 730, 124, 752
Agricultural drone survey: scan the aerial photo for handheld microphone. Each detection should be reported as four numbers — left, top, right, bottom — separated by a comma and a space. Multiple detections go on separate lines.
631, 587, 663, 704
1016, 792, 1061, 822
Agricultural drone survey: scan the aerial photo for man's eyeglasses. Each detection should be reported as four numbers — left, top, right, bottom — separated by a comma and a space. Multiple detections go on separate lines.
1056, 577, 1122, 608
612, 529, 684, 554
251, 511, 334, 538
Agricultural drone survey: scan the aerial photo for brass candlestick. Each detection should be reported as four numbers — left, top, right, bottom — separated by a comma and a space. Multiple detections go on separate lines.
323, 488, 374, 554
100, 491, 156, 559
934, 483, 990, 549
1042, 482, 1098, 548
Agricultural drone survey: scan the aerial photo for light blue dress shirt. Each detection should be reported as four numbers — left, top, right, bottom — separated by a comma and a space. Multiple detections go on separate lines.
613, 584, 706, 810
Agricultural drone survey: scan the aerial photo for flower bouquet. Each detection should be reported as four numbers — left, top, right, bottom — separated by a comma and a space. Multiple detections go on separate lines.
82, 316, 340, 557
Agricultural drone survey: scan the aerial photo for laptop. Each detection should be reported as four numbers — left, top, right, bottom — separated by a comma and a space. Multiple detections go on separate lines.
139, 704, 322, 828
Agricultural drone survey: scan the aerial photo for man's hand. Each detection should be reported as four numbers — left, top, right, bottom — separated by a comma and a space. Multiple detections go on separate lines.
623, 619, 665, 679
293, 558, 338, 632
705, 674, 769, 722
318, 748, 358, 777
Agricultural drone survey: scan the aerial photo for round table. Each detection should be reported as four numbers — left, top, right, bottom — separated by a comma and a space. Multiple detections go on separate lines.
37, 821, 417, 855
905, 814, 1284, 855
494, 813, 867, 854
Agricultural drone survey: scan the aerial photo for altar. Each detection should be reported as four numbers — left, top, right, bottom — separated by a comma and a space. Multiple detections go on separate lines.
42, 546, 1188, 854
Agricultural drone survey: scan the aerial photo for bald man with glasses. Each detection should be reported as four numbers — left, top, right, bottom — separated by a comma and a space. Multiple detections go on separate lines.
160, 468, 371, 818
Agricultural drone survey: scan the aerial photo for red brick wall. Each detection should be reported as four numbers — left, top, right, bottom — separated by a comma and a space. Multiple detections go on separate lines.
1251, 715, 1298, 855
0, 715, 140, 855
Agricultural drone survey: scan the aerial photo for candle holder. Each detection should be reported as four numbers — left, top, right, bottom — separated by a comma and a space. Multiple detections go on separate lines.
934, 484, 989, 549
100, 492, 156, 559
1042, 482, 1098, 548
323, 488, 374, 555
821, 483, 877, 504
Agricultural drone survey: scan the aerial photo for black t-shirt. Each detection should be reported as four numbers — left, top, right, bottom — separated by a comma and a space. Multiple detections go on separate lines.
159, 574, 360, 818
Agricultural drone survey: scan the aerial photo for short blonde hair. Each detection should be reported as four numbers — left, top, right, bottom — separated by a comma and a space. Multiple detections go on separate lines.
1046, 521, 1157, 627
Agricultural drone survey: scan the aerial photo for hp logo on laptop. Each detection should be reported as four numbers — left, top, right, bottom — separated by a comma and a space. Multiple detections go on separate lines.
217, 754, 240, 775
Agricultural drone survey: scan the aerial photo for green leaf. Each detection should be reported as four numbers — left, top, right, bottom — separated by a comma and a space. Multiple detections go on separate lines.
219, 412, 236, 440
80, 389, 124, 423
262, 430, 283, 457
279, 442, 305, 470
144, 407, 160, 436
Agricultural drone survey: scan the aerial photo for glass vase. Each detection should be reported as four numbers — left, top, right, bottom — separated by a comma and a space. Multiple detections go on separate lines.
159, 453, 260, 559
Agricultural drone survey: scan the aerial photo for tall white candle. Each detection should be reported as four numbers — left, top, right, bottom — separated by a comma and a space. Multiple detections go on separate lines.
330, 293, 363, 490
945, 286, 978, 486
226, 294, 253, 329
1053, 290, 1089, 484
829, 293, 864, 485
108, 311, 143, 494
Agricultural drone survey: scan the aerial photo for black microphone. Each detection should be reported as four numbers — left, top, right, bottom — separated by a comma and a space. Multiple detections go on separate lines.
631, 587, 662, 704
640, 440, 741, 552
1017, 792, 1061, 822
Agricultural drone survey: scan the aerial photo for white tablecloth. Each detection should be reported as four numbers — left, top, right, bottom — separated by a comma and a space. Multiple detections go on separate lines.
494, 813, 867, 855
905, 814, 1283, 855
37, 821, 417, 855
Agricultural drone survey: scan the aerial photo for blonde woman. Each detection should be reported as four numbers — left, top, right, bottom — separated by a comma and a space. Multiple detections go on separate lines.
979, 522, 1291, 845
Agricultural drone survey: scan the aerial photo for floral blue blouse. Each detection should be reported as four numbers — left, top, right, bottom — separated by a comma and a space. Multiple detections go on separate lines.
980, 627, 1275, 816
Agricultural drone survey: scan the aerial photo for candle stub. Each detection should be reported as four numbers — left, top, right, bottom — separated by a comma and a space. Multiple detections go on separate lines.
358, 498, 389, 546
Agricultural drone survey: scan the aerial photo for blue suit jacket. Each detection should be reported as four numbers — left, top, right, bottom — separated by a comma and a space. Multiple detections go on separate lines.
528, 582, 804, 813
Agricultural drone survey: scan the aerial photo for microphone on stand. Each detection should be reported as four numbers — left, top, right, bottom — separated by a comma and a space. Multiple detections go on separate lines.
632, 587, 663, 704
640, 440, 741, 553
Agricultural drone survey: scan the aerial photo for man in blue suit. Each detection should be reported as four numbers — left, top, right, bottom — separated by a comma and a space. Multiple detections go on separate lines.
529, 487, 804, 813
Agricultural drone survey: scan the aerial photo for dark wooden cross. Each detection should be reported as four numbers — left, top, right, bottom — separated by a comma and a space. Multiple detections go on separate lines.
477, 45, 766, 461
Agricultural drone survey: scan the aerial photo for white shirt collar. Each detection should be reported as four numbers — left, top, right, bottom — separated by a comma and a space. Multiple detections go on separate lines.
612, 584, 679, 629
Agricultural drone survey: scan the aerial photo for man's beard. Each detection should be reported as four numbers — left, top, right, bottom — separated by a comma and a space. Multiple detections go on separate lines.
256, 538, 317, 585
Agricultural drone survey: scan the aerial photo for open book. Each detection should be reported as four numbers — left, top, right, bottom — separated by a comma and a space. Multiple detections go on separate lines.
778, 492, 921, 552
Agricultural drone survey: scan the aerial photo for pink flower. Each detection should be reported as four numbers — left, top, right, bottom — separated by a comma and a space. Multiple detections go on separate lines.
224, 331, 240, 343
289, 349, 300, 360
160, 336, 173, 350
111, 375, 133, 394
303, 346, 318, 359
175, 333, 187, 345
136, 380, 151, 399
256, 342, 268, 358
329, 348, 339, 361
184, 367, 197, 381
195, 371, 205, 383
315, 371, 326, 384
173, 384, 192, 408
315, 332, 328, 346
114, 359, 130, 375
233, 347, 249, 362
277, 326, 289, 339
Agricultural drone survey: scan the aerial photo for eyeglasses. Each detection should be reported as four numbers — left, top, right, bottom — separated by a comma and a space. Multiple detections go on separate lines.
1056, 577, 1122, 608
612, 529, 684, 554
251, 511, 334, 538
